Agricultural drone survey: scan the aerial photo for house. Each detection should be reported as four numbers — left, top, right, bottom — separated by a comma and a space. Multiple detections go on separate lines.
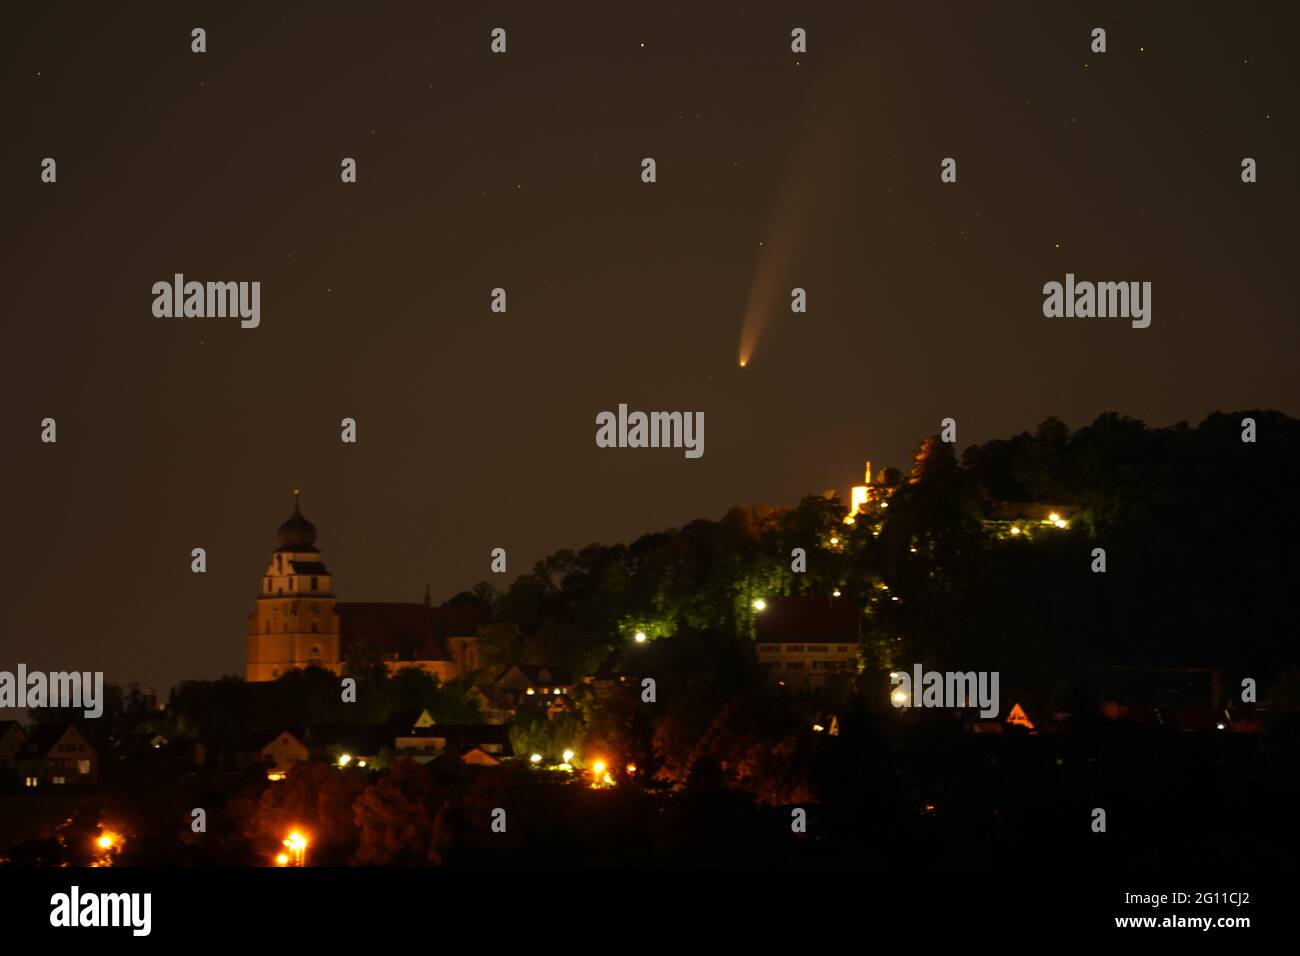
260, 729, 309, 775
755, 596, 859, 688
547, 694, 578, 719
16, 724, 97, 787
0, 721, 28, 763
394, 720, 513, 764
459, 746, 505, 767
466, 685, 511, 724
495, 665, 576, 708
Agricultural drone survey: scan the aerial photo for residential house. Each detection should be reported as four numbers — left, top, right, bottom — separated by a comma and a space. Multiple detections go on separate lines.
755, 596, 860, 689
16, 724, 97, 787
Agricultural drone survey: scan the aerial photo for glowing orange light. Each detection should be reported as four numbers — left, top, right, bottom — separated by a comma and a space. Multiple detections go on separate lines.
283, 830, 309, 866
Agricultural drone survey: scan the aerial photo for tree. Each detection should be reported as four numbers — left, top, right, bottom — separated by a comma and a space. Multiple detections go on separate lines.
353, 759, 444, 864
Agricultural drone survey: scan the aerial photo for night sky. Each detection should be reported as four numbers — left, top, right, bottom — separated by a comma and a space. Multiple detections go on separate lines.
2, 2, 1296, 696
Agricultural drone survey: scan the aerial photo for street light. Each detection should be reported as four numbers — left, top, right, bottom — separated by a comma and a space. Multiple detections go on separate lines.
283, 830, 308, 867
752, 598, 767, 612
634, 631, 647, 643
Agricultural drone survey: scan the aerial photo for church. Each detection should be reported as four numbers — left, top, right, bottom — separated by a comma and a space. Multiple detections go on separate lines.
245, 492, 487, 683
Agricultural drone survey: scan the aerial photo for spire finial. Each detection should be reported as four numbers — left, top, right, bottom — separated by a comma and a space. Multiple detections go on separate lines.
292, 485, 301, 514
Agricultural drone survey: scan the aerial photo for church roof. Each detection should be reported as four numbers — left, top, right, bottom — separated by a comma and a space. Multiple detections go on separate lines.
275, 491, 319, 553
338, 603, 454, 662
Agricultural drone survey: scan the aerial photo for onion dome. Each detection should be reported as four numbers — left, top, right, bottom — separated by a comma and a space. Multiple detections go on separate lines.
276, 490, 318, 551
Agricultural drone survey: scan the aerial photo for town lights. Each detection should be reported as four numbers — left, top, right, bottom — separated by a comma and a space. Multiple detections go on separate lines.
1048, 513, 1060, 523
530, 753, 542, 764
752, 598, 767, 612
96, 831, 119, 851
891, 689, 909, 705
1010, 526, 1021, 535
275, 853, 290, 866
337, 753, 352, 767
592, 760, 607, 776
634, 631, 647, 643
283, 830, 308, 866
563, 749, 575, 763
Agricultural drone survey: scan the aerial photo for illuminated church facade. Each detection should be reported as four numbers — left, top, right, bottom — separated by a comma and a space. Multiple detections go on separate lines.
245, 492, 486, 683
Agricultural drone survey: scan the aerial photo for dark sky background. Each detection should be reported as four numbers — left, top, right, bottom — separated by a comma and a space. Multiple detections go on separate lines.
2, 2, 1296, 696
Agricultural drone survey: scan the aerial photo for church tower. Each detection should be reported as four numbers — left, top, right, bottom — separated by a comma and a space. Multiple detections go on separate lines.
245, 491, 342, 682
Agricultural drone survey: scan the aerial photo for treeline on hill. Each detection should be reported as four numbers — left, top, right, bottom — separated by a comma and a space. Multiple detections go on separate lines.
467, 409, 1300, 704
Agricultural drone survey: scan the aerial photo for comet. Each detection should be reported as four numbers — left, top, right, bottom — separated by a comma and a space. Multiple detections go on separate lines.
736, 52, 849, 369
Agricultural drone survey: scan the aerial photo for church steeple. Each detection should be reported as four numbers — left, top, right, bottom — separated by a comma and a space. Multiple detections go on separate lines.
276, 488, 319, 552
247, 490, 340, 682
